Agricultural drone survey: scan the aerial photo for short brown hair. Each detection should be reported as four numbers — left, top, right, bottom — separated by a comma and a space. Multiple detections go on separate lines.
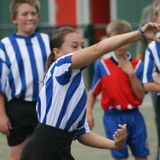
106, 19, 132, 37
153, 0, 160, 17
47, 27, 78, 69
9, 0, 40, 18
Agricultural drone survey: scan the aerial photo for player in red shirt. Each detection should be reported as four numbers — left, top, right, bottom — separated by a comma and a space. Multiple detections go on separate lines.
87, 20, 149, 160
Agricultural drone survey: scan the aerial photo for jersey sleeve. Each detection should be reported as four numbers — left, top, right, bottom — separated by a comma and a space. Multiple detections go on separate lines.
135, 60, 144, 81
73, 114, 90, 139
90, 61, 102, 95
143, 46, 155, 83
0, 43, 10, 93
52, 54, 73, 85
48, 53, 84, 86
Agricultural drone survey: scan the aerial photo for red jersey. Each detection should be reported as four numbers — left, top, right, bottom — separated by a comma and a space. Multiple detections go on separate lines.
91, 55, 144, 110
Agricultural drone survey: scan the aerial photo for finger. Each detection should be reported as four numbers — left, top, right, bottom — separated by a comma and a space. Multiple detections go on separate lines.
113, 132, 124, 143
116, 127, 127, 138
9, 122, 12, 130
113, 134, 119, 141
114, 130, 122, 139
118, 124, 127, 129
0, 127, 8, 135
5, 128, 10, 135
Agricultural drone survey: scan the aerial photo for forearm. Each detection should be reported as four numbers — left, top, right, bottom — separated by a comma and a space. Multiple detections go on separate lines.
153, 73, 160, 85
72, 31, 141, 69
0, 92, 6, 115
97, 31, 141, 55
129, 73, 145, 99
144, 82, 160, 92
86, 91, 97, 114
86, 91, 97, 129
78, 131, 116, 149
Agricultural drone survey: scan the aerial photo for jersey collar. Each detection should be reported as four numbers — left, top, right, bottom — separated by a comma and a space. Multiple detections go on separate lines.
111, 52, 132, 65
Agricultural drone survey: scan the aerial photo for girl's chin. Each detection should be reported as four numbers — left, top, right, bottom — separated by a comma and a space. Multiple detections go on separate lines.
26, 29, 37, 35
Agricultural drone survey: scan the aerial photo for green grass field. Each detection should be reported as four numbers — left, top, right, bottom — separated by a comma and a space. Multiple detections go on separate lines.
0, 94, 157, 160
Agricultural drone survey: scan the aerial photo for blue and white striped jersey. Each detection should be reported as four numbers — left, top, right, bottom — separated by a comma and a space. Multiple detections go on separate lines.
36, 53, 90, 138
143, 41, 160, 83
0, 32, 50, 101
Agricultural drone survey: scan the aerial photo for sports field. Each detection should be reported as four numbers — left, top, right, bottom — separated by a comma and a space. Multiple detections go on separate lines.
0, 94, 157, 160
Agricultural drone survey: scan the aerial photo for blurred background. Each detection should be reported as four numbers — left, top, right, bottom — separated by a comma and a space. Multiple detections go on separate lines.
0, 1, 157, 159
0, 0, 150, 53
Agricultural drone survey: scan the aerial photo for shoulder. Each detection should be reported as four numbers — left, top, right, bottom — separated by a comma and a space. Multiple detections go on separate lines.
56, 53, 73, 65
0, 35, 15, 51
131, 58, 140, 62
131, 58, 142, 64
145, 41, 158, 53
1, 36, 11, 44
95, 58, 112, 65
148, 40, 156, 48
103, 58, 113, 63
94, 59, 111, 71
131, 58, 143, 69
94, 60, 104, 68
35, 32, 50, 41
35, 32, 50, 45
39, 32, 49, 38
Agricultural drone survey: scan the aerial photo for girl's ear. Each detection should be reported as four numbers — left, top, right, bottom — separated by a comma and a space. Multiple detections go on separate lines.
52, 48, 62, 59
12, 16, 17, 25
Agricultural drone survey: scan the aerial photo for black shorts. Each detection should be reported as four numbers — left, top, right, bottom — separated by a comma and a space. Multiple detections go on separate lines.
20, 123, 75, 160
6, 99, 38, 146
155, 95, 160, 145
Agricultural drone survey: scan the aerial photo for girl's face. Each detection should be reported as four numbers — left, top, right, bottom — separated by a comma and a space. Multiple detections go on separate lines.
55, 32, 84, 58
12, 3, 39, 36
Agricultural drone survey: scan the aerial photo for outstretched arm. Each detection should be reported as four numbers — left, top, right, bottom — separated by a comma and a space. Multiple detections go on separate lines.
78, 124, 127, 149
71, 22, 160, 69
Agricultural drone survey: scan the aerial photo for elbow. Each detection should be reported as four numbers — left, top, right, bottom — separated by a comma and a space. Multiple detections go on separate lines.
137, 91, 145, 100
135, 90, 145, 100
137, 90, 145, 100
138, 94, 145, 100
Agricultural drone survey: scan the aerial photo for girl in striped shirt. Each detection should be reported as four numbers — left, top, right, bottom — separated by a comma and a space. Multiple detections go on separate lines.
0, 0, 50, 160
21, 24, 160, 160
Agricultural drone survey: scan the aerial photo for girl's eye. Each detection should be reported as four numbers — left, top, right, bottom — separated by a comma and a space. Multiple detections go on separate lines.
22, 12, 38, 17
72, 46, 78, 49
